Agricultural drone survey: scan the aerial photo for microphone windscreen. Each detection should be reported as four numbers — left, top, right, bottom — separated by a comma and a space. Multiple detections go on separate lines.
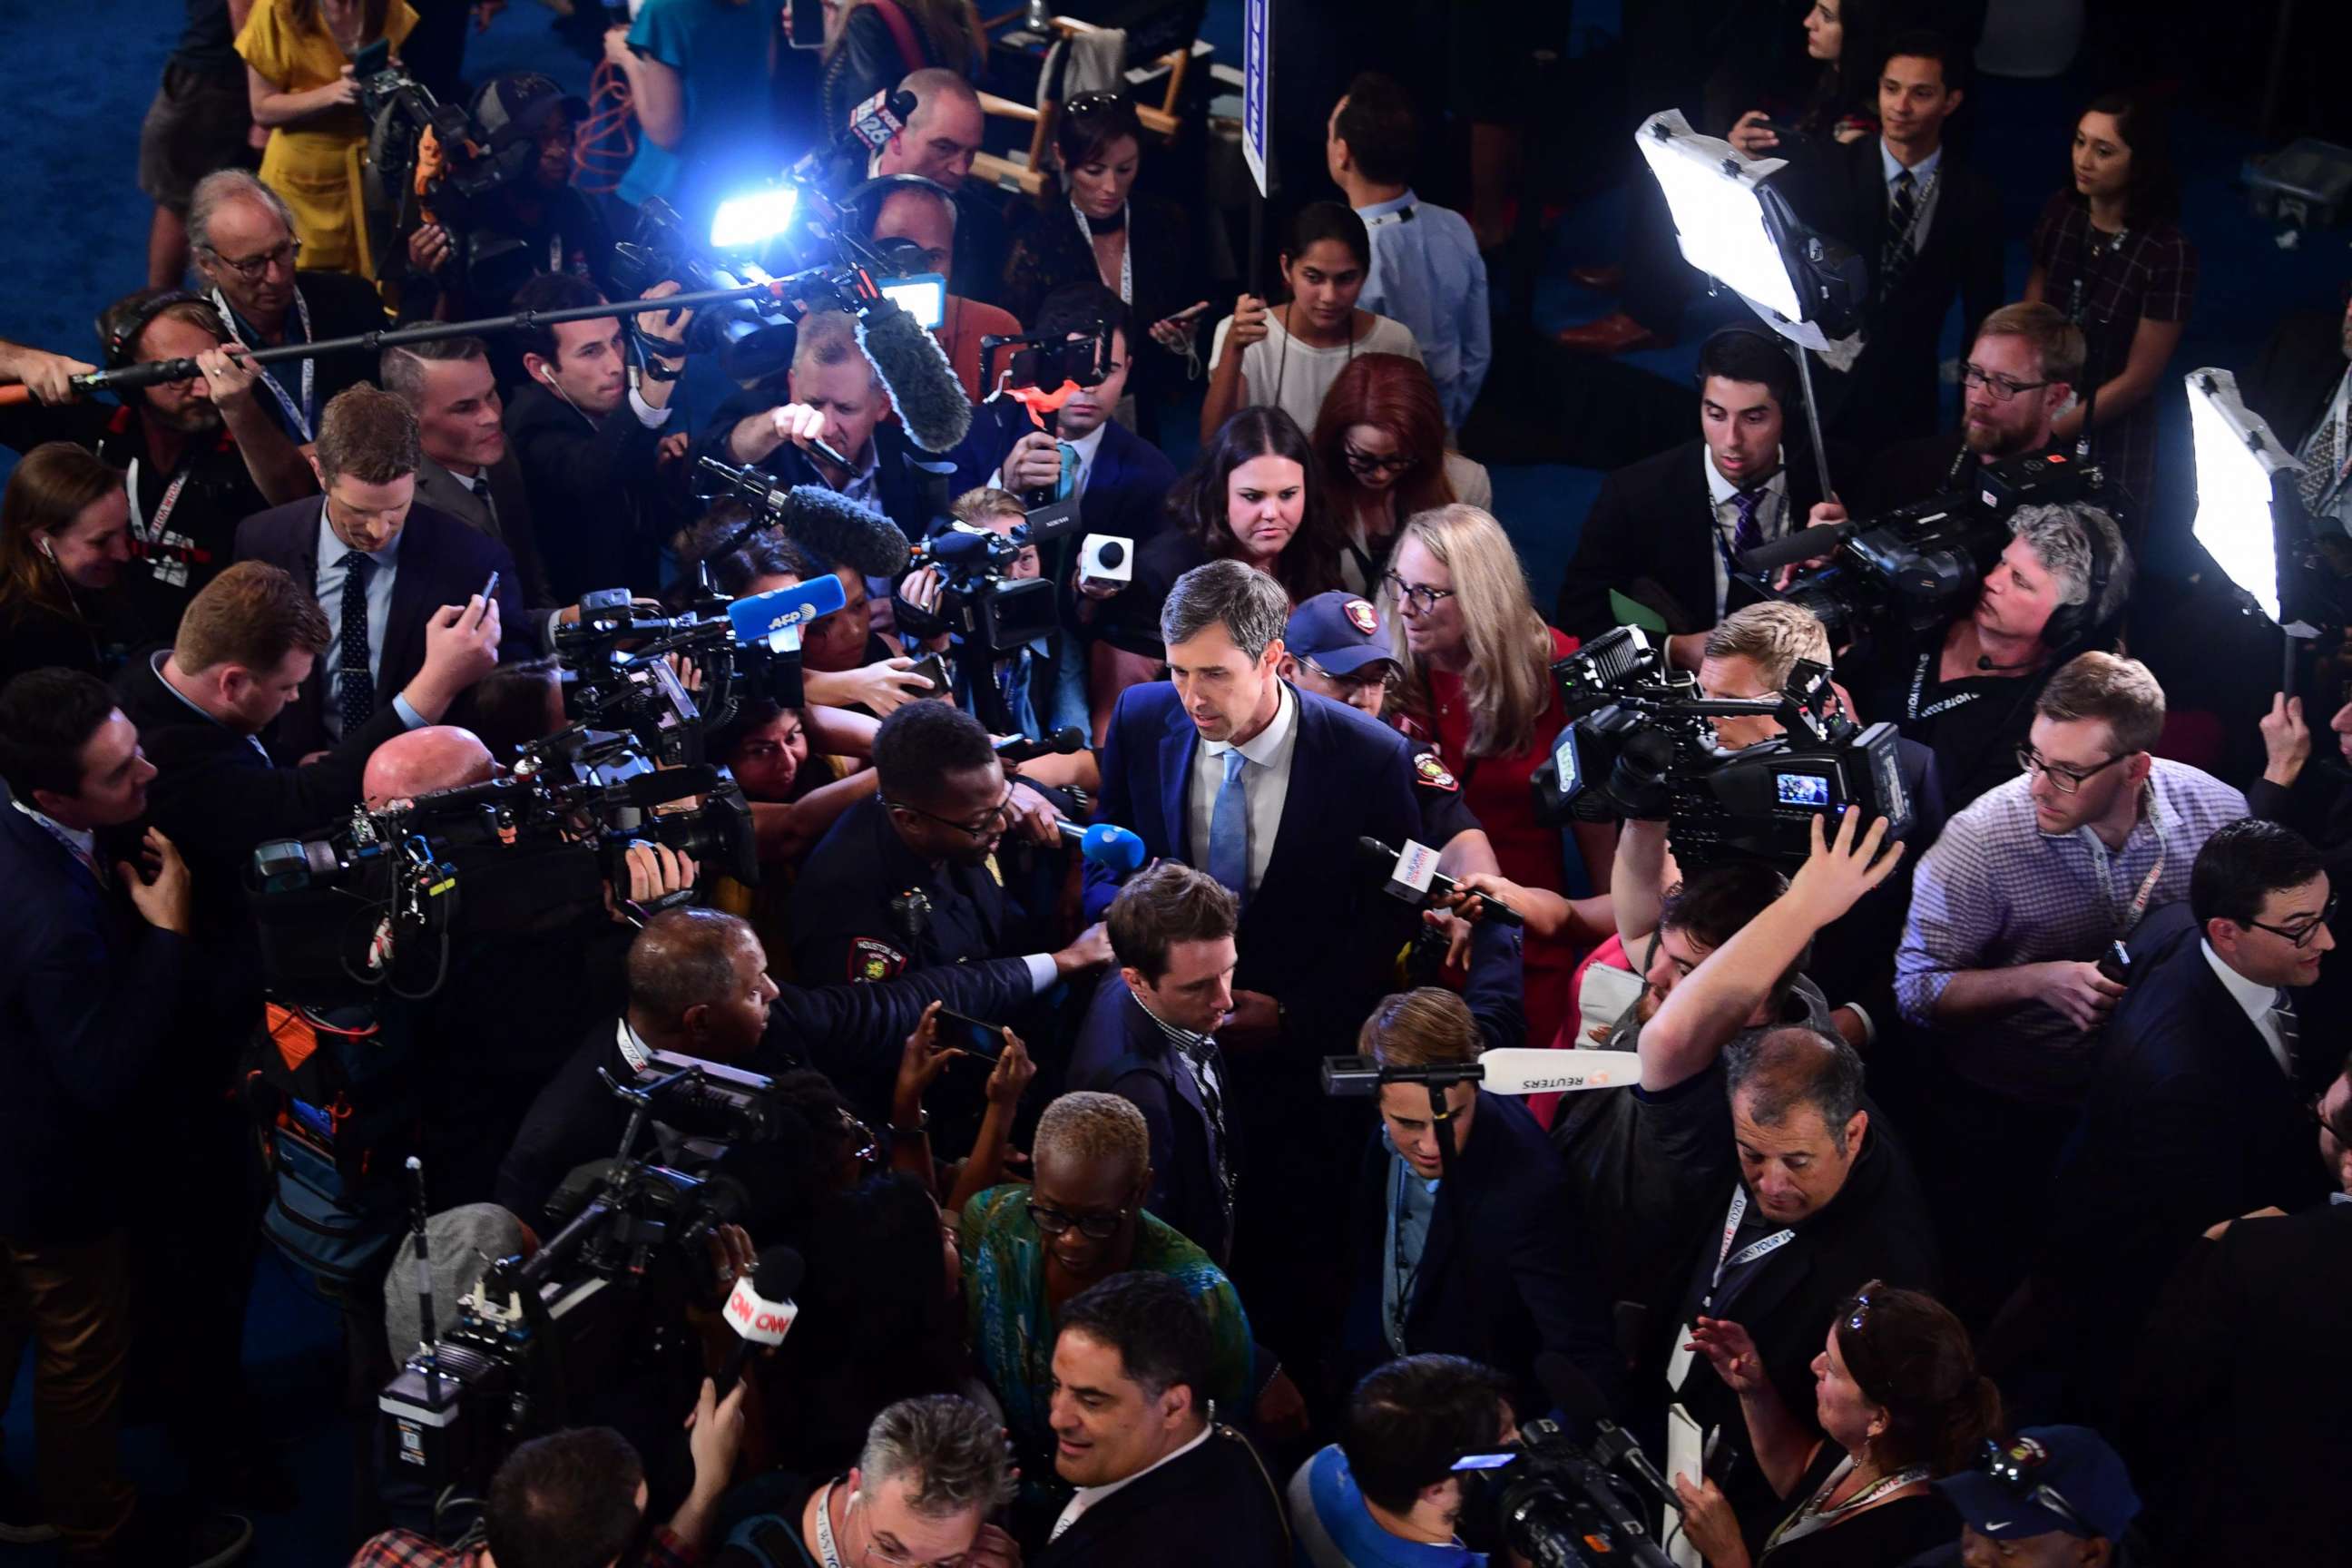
730, 573, 849, 641
858, 298, 973, 455
1080, 823, 1147, 875
924, 528, 998, 564
1357, 836, 1399, 869
1738, 527, 1844, 573
779, 485, 910, 578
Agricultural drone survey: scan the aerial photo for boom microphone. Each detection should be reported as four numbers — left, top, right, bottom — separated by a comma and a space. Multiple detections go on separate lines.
1357, 837, 1523, 927
1738, 524, 1852, 574
856, 295, 973, 455
1536, 1352, 1676, 1509
696, 456, 912, 577
716, 1244, 805, 1396
1058, 820, 1147, 874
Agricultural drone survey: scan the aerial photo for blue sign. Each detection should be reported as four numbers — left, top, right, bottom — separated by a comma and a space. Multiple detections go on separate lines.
1242, 0, 1271, 197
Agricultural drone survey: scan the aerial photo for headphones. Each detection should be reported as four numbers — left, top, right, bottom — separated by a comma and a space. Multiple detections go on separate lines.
838, 173, 958, 244
1693, 323, 1803, 413
96, 288, 214, 371
2039, 511, 2116, 652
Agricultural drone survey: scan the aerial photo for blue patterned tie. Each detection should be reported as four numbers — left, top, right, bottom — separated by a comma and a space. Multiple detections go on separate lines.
1730, 487, 1765, 557
1207, 748, 1250, 900
338, 551, 375, 736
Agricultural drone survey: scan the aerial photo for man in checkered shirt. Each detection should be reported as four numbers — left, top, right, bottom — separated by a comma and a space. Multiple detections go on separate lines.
1895, 651, 2247, 1314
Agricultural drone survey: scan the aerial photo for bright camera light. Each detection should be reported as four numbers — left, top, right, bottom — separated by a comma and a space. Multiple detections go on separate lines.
880, 273, 946, 329
2187, 368, 2296, 623
1635, 110, 1802, 323
710, 187, 799, 251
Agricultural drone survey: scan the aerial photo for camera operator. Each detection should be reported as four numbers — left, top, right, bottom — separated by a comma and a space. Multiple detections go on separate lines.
0, 288, 318, 646
233, 384, 532, 760
854, 175, 1020, 402
504, 272, 696, 603
397, 73, 612, 329
352, 1396, 746, 1568
1338, 988, 1619, 1422
900, 487, 1083, 750
1034, 1272, 1290, 1568
1287, 1355, 1516, 1568
700, 309, 948, 546
1895, 652, 2247, 1323
0, 671, 254, 1567
186, 171, 385, 442
1553, 328, 1835, 664
1850, 501, 2132, 812
712, 1394, 1018, 1568
791, 700, 1105, 986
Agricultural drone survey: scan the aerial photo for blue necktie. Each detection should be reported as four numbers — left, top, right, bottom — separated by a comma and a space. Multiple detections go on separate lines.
1730, 487, 1765, 556
1207, 748, 1250, 899
338, 551, 375, 736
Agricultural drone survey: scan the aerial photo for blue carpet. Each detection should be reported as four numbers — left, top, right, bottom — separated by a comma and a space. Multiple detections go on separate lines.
5, 3, 2352, 1562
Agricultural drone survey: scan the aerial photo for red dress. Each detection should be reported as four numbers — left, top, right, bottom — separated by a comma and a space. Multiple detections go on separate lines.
1424, 626, 1581, 1111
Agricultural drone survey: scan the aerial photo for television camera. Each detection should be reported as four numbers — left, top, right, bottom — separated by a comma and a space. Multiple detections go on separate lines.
1527, 627, 1913, 869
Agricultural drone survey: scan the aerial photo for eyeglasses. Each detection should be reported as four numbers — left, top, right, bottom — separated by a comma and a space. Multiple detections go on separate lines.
839, 1110, 881, 1170
852, 1492, 970, 1568
1961, 363, 2053, 403
883, 787, 1014, 841
1847, 1279, 1884, 1333
206, 238, 300, 283
1979, 1436, 2097, 1537
1342, 441, 1419, 477
1382, 571, 1455, 614
1301, 656, 1390, 691
2302, 1095, 2352, 1146
2015, 745, 2128, 795
2248, 891, 2337, 948
1026, 1201, 1127, 1240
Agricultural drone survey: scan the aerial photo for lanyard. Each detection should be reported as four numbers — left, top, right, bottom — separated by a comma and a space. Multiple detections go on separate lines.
2082, 794, 2166, 938
1765, 1456, 1932, 1553
1701, 1185, 1796, 1313
11, 801, 105, 887
1069, 198, 1132, 306
209, 284, 316, 441
614, 1018, 651, 1074
123, 456, 197, 587
812, 1482, 848, 1568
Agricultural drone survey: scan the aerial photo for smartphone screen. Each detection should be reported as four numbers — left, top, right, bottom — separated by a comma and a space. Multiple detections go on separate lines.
909, 652, 951, 701
935, 1008, 1007, 1059
788, 0, 826, 48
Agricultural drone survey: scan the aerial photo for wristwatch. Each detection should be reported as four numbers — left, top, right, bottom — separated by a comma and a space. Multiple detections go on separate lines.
890, 1108, 930, 1140
640, 356, 682, 384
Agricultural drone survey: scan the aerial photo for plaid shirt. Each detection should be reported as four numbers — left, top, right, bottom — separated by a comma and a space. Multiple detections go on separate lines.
1896, 760, 2247, 1103
348, 1526, 701, 1568
2030, 190, 2198, 510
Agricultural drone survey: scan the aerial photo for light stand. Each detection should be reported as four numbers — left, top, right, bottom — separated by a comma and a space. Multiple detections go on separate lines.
1634, 110, 1868, 505
2185, 368, 2310, 691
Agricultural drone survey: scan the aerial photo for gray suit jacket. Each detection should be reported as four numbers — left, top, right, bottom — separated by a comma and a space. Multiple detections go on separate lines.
414, 453, 552, 610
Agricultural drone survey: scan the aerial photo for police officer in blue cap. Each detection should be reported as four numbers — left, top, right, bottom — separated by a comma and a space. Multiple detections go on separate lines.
1929, 1426, 2143, 1568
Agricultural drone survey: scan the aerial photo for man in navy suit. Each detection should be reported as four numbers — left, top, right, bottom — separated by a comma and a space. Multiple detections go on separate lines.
233, 384, 526, 762
1069, 864, 1244, 1264
0, 671, 248, 1562
1339, 987, 1619, 1419
2031, 819, 2338, 1422
1084, 559, 1428, 1401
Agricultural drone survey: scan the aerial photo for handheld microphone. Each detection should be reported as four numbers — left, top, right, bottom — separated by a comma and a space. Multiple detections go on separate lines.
848, 88, 916, 153
1536, 1353, 1677, 1510
728, 573, 848, 644
696, 456, 913, 577
716, 1245, 805, 1396
1357, 837, 1523, 927
856, 295, 974, 455
995, 726, 1084, 763
1057, 819, 1147, 874
916, 528, 1001, 567
1321, 1047, 1637, 1097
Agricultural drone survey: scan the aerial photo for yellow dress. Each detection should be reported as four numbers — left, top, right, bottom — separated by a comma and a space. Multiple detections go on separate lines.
235, 0, 417, 279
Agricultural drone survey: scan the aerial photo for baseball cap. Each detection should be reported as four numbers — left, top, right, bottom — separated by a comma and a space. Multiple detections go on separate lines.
1286, 591, 1396, 677
471, 72, 590, 153
1936, 1427, 2141, 1543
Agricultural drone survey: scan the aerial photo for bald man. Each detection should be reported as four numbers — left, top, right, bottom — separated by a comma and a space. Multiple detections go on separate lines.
363, 725, 495, 809
869, 69, 1007, 307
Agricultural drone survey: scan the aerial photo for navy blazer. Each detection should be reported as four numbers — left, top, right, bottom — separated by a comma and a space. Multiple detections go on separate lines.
947, 397, 1181, 548
1341, 1089, 1622, 1418
1083, 681, 1421, 1051
233, 495, 524, 761
0, 807, 184, 1243
1067, 971, 1230, 1263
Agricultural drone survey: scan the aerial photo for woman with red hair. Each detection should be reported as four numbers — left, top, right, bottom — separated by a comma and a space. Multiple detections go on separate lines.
1312, 353, 1492, 596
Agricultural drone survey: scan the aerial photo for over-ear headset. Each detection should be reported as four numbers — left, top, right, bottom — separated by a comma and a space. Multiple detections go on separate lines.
94, 288, 219, 371
1692, 322, 1804, 413
2039, 509, 2117, 652
838, 173, 958, 247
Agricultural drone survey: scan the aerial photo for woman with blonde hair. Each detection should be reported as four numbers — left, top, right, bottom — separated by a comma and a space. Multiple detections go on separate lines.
1387, 504, 1607, 1064
239, 0, 418, 277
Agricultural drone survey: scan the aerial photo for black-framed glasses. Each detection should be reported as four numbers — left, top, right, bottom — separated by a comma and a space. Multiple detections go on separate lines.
1979, 1436, 2097, 1537
840, 1110, 882, 1170
206, 238, 300, 282
1342, 441, 1419, 477
2248, 891, 2338, 948
1961, 363, 2053, 403
1382, 570, 1455, 614
882, 787, 1014, 841
2302, 1095, 2352, 1146
2015, 745, 2128, 795
1026, 1201, 1126, 1240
